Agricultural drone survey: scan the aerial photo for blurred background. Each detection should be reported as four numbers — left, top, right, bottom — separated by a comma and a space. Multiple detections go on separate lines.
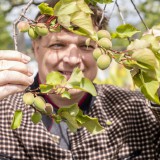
0, 0, 160, 89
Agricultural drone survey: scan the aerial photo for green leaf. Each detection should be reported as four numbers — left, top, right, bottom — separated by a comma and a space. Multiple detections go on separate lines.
111, 24, 140, 39
151, 40, 160, 54
61, 111, 80, 129
31, 112, 42, 124
11, 110, 23, 130
70, 11, 95, 35
77, 0, 93, 14
58, 104, 79, 116
67, 68, 84, 86
76, 113, 104, 134
132, 71, 143, 88
58, 15, 71, 28
133, 71, 160, 104
54, 115, 62, 124
40, 84, 53, 93
127, 39, 150, 50
46, 71, 66, 85
71, 78, 97, 96
67, 26, 89, 36
67, 68, 97, 96
61, 91, 71, 99
54, 1, 79, 16
141, 72, 160, 104
38, 3, 54, 16
66, 120, 78, 132
131, 48, 159, 70
79, 78, 97, 96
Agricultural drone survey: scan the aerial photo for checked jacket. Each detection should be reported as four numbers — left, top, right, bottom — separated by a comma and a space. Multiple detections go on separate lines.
0, 84, 160, 160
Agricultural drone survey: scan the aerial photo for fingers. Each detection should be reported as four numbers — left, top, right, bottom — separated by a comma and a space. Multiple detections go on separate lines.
0, 60, 33, 76
0, 50, 31, 63
0, 84, 28, 101
0, 70, 34, 86
0, 50, 34, 100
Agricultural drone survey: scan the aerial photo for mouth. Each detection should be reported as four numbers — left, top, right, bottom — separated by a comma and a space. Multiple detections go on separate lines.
59, 71, 73, 80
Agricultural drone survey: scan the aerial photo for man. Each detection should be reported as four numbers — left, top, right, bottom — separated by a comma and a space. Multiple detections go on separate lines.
0, 0, 160, 160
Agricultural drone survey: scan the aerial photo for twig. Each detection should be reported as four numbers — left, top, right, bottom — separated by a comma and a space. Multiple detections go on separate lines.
130, 0, 149, 31
108, 0, 117, 20
98, 4, 107, 27
13, 0, 34, 51
115, 1, 126, 25
21, 14, 36, 23
115, 1, 131, 43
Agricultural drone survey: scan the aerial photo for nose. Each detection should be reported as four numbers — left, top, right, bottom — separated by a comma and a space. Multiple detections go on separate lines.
63, 44, 81, 66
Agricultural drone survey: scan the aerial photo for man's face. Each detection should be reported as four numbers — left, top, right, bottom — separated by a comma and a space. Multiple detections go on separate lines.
33, 30, 98, 84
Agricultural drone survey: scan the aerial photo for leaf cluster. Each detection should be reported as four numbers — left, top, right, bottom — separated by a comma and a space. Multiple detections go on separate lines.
111, 24, 160, 104
11, 68, 105, 134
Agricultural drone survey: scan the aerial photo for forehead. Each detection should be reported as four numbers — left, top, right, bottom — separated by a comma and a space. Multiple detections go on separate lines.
39, 30, 89, 44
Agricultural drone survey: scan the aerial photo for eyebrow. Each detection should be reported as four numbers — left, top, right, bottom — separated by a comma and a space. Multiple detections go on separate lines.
49, 35, 96, 46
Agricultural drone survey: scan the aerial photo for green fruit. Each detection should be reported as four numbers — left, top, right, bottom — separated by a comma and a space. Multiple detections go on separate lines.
31, 112, 42, 124
97, 54, 111, 70
17, 21, 30, 32
34, 96, 46, 112
23, 92, 34, 105
28, 27, 38, 39
45, 103, 53, 115
97, 38, 112, 49
92, 48, 104, 60
97, 30, 111, 40
35, 23, 49, 36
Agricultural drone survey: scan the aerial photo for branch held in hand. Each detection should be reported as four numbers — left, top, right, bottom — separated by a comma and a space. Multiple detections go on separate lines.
13, 0, 34, 51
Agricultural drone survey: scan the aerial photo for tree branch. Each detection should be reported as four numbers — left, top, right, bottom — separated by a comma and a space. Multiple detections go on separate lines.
13, 0, 34, 51
130, 0, 149, 31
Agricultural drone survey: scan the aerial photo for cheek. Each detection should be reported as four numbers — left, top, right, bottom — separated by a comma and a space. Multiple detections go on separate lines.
36, 50, 60, 68
82, 53, 98, 80
82, 53, 97, 68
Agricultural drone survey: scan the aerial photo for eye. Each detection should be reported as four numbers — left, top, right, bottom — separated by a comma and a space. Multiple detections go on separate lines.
48, 43, 65, 50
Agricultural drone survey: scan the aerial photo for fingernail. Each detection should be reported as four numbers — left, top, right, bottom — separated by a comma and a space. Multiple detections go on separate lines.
28, 77, 34, 84
28, 66, 34, 76
22, 54, 31, 63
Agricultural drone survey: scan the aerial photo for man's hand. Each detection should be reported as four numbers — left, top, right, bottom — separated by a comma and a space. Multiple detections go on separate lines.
0, 50, 34, 101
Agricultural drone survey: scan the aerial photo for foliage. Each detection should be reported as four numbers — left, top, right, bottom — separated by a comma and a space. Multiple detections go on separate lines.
11, 0, 160, 134
11, 68, 105, 134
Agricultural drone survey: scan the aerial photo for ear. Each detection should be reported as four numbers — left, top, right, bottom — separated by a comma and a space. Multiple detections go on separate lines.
32, 40, 39, 59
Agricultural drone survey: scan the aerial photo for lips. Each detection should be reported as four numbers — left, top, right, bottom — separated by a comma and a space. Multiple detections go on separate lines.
59, 71, 72, 80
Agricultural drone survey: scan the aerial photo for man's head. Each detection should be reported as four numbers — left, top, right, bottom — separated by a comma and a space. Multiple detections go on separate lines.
32, 0, 108, 85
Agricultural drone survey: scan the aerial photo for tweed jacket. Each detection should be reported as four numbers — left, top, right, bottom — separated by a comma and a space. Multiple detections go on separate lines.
0, 84, 160, 160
